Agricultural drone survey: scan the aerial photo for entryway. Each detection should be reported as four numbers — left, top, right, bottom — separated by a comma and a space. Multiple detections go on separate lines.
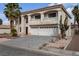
26, 27, 28, 35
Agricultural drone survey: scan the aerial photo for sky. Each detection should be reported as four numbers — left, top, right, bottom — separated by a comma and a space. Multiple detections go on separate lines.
0, 3, 78, 25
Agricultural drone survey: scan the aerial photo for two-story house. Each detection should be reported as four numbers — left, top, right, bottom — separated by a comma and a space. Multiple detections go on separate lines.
15, 4, 72, 37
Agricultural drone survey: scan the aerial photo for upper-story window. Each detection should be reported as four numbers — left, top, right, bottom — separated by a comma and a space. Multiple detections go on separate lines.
31, 14, 41, 20
35, 15, 41, 19
48, 13, 56, 18
26, 17, 28, 23
24, 15, 28, 23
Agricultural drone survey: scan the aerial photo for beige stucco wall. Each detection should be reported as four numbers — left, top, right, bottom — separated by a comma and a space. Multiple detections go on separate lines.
61, 10, 71, 37
16, 7, 72, 37
0, 29, 10, 34
27, 8, 61, 35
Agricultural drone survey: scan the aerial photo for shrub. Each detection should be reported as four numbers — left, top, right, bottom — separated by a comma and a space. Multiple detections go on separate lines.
11, 28, 17, 37
75, 29, 79, 34
60, 16, 69, 39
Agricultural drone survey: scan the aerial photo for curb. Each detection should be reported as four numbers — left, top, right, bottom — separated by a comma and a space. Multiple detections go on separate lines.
0, 43, 58, 56
64, 37, 72, 50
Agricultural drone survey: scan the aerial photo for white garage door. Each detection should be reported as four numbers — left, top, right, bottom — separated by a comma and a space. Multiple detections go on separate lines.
31, 27, 58, 36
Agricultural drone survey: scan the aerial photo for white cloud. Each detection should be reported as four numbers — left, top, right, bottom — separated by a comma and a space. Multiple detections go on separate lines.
48, 3, 63, 6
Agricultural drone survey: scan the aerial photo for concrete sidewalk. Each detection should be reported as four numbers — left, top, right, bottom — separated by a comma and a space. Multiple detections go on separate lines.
66, 35, 79, 51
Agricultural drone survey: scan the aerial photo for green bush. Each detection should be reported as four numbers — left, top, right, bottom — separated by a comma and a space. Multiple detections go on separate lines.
60, 16, 69, 39
75, 30, 79, 34
11, 28, 17, 37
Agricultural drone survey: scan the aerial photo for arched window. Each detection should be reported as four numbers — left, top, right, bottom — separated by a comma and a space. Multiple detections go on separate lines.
24, 15, 28, 23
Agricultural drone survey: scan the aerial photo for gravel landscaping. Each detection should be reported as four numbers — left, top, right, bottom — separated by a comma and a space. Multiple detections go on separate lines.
39, 37, 72, 49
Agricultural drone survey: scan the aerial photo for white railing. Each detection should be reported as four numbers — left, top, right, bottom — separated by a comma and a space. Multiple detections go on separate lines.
31, 19, 41, 21
43, 17, 58, 24
29, 17, 58, 25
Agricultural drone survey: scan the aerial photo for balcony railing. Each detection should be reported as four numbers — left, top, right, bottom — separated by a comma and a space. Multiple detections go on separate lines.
29, 17, 58, 25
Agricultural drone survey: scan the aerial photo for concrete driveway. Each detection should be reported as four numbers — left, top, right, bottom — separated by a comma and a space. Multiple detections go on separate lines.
0, 35, 53, 49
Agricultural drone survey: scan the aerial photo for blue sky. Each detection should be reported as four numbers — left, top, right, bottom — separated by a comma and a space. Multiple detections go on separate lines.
0, 3, 78, 25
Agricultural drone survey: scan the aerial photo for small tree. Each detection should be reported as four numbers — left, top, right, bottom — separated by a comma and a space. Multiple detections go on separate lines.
0, 18, 3, 25
72, 5, 79, 34
11, 28, 17, 37
60, 16, 69, 39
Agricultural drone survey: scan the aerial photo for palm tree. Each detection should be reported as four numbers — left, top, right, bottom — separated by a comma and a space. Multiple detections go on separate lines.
72, 5, 79, 31
0, 18, 3, 25
60, 16, 69, 39
3, 3, 21, 35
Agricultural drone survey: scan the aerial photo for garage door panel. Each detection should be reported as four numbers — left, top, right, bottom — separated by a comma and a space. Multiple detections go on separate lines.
31, 27, 58, 36
31, 28, 39, 35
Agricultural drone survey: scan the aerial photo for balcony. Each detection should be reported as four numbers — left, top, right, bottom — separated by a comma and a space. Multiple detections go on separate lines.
28, 11, 58, 25
29, 17, 58, 25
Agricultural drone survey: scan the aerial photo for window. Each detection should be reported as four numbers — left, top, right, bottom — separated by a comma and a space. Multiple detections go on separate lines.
48, 13, 56, 17
24, 15, 28, 23
26, 18, 28, 23
26, 27, 28, 34
20, 27, 21, 32
35, 15, 41, 19
26, 17, 28, 23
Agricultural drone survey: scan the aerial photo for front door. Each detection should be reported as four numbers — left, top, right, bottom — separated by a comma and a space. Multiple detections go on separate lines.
26, 27, 28, 35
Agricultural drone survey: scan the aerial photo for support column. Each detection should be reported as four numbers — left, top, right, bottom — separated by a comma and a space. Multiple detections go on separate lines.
58, 11, 62, 35
28, 14, 31, 24
40, 12, 44, 21
27, 14, 31, 35
21, 15, 26, 37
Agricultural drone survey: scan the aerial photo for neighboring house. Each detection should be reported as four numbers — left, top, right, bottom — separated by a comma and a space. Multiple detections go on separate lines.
16, 4, 72, 37
0, 25, 10, 34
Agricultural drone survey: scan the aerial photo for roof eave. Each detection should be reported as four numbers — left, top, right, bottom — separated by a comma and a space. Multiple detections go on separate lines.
21, 4, 71, 19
